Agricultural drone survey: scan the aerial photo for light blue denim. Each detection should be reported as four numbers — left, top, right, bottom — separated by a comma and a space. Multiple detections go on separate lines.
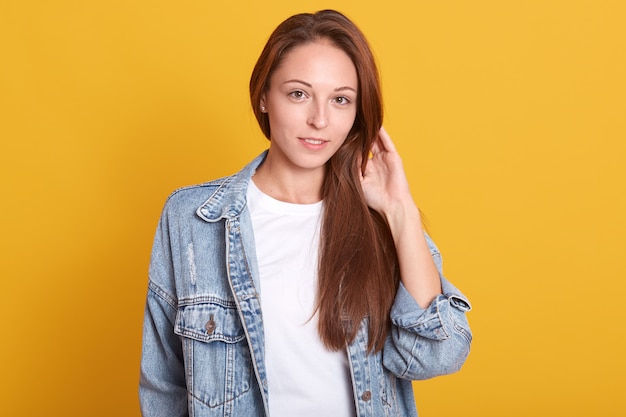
139, 152, 472, 417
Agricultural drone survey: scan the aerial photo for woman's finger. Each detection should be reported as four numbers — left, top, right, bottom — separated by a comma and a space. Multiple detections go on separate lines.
370, 138, 382, 156
378, 126, 397, 153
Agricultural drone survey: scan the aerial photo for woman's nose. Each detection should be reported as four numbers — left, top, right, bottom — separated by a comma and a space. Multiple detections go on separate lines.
307, 103, 328, 129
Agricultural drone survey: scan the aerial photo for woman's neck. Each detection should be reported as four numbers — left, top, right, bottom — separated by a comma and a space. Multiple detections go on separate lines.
252, 157, 324, 204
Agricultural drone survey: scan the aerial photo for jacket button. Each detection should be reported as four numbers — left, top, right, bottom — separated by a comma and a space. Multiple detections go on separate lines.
361, 391, 372, 401
205, 319, 216, 334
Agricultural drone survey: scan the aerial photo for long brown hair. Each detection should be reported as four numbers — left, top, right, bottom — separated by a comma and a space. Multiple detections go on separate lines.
249, 10, 399, 352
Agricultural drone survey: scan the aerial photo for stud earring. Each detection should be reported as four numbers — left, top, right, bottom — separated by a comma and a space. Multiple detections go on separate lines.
260, 105, 266, 112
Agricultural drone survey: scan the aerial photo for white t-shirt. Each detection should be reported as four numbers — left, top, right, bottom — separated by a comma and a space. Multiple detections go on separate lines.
247, 180, 356, 417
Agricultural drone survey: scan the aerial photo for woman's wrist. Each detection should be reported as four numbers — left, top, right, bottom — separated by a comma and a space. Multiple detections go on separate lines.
383, 197, 422, 240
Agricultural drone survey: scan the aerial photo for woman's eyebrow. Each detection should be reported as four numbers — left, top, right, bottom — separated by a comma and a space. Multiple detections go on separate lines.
283, 79, 357, 93
335, 86, 357, 93
283, 79, 312, 87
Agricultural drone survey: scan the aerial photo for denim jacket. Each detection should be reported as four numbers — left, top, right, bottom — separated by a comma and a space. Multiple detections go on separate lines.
139, 152, 472, 417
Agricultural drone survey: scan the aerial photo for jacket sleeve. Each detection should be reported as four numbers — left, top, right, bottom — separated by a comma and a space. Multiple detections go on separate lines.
139, 209, 189, 417
382, 234, 472, 380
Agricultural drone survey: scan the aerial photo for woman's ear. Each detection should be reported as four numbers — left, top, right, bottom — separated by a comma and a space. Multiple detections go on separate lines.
260, 96, 267, 113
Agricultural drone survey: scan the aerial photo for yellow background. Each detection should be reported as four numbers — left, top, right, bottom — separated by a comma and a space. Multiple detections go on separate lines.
1, 0, 624, 415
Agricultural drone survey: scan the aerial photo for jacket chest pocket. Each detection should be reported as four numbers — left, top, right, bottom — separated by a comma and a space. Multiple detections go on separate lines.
175, 300, 252, 408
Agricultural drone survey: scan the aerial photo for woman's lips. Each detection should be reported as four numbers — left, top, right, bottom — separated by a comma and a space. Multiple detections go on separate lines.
299, 137, 328, 149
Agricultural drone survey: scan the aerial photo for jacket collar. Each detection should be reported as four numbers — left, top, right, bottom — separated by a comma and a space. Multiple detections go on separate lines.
196, 151, 267, 222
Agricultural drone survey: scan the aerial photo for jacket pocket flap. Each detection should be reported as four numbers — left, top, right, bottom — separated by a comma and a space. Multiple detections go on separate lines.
174, 300, 245, 343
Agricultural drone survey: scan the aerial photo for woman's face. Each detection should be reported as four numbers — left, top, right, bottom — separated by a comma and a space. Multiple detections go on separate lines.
261, 40, 358, 175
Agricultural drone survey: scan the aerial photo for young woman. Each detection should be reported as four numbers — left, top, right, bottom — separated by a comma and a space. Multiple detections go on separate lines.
140, 9, 472, 417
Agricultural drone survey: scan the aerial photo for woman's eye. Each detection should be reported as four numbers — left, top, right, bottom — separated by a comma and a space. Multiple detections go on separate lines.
289, 90, 306, 100
334, 96, 351, 105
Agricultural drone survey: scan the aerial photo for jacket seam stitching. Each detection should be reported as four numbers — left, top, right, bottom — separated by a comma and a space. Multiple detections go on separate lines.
148, 279, 177, 310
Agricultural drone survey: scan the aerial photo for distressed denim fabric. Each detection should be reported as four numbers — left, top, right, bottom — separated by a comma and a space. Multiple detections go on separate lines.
139, 152, 472, 417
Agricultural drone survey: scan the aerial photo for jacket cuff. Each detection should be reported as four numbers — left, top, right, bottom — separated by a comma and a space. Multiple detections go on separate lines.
390, 282, 471, 341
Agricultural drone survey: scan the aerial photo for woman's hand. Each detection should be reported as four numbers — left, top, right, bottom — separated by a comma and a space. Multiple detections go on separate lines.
360, 127, 415, 217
